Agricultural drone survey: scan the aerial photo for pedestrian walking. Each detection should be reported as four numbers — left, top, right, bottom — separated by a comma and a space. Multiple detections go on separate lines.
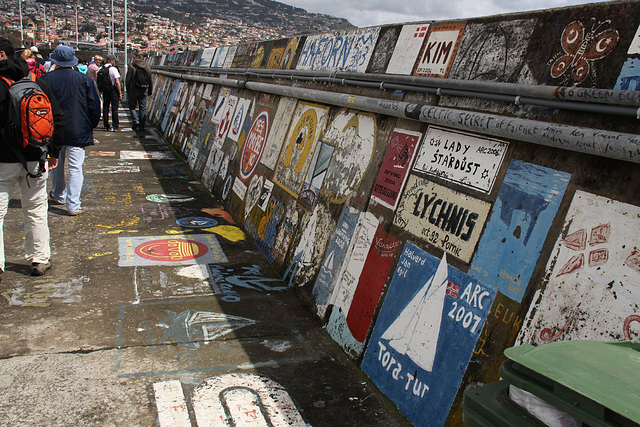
87, 55, 102, 84
97, 54, 121, 131
0, 38, 65, 278
42, 45, 100, 217
125, 52, 153, 131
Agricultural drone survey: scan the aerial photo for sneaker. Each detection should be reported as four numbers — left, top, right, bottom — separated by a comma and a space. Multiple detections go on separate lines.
31, 262, 52, 276
68, 210, 82, 216
112, 128, 120, 132
48, 194, 63, 205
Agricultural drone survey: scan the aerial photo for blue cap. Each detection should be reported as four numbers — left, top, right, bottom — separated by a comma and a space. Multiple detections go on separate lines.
50, 45, 78, 67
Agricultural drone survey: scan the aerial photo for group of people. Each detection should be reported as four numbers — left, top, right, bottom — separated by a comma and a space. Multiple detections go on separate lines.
0, 38, 153, 279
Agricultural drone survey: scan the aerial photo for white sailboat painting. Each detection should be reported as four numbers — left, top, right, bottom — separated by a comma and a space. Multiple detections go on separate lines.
381, 253, 448, 372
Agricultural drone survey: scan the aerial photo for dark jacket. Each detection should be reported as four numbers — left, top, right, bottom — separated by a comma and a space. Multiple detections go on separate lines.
43, 67, 100, 147
125, 60, 153, 95
0, 57, 65, 162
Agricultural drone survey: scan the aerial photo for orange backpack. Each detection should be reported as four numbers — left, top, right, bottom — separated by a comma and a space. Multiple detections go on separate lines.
1, 73, 54, 177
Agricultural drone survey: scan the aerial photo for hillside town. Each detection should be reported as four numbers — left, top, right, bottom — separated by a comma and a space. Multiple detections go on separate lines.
0, 0, 352, 53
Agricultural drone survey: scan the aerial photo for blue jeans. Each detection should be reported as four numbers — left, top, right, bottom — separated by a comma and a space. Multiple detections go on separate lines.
102, 88, 120, 129
128, 90, 148, 128
50, 146, 86, 214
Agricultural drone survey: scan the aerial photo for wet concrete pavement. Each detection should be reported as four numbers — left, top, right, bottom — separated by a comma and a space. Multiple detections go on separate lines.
0, 107, 410, 426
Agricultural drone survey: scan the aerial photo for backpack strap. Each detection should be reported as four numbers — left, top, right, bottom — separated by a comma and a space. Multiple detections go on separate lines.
0, 76, 13, 87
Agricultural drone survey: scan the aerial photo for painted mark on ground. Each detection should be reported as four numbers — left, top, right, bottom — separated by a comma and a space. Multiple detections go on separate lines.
153, 374, 305, 426
118, 235, 228, 266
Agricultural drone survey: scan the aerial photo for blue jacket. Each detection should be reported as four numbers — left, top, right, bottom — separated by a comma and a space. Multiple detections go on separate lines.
43, 68, 100, 147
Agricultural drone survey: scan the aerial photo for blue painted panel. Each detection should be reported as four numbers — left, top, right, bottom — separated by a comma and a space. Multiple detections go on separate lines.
311, 207, 359, 317
361, 242, 495, 427
614, 58, 640, 91
161, 80, 181, 132
469, 160, 570, 302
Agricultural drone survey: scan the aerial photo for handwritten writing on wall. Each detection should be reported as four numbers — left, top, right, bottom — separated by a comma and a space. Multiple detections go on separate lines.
361, 242, 495, 427
393, 176, 491, 263
371, 128, 422, 209
470, 161, 570, 302
518, 191, 640, 345
273, 101, 330, 197
412, 126, 508, 193
296, 28, 381, 73
413, 23, 465, 78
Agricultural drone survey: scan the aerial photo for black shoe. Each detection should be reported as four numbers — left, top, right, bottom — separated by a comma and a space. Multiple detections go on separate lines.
103, 126, 111, 132
31, 262, 52, 276
132, 123, 138, 131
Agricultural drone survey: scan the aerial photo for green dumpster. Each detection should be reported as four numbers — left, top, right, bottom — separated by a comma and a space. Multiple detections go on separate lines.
463, 341, 640, 427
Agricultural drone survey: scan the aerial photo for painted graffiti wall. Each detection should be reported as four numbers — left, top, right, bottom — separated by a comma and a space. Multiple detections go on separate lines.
149, 2, 640, 425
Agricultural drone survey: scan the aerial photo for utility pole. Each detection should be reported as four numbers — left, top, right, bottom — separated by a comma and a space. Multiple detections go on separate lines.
18, 0, 24, 47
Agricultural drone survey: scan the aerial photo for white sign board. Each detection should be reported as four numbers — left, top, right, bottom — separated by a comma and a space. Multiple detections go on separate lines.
412, 126, 508, 193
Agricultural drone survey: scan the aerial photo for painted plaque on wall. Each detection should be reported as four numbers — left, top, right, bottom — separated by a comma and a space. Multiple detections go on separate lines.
393, 175, 491, 263
239, 110, 270, 181
518, 191, 640, 345
273, 101, 330, 197
371, 128, 422, 209
296, 28, 381, 73
312, 207, 360, 318
361, 242, 496, 427
470, 161, 571, 302
386, 24, 430, 75
260, 96, 297, 169
327, 225, 401, 357
227, 97, 252, 143
412, 126, 508, 193
413, 23, 465, 78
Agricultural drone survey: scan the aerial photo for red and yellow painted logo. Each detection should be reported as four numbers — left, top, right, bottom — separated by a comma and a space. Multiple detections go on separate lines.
135, 239, 209, 262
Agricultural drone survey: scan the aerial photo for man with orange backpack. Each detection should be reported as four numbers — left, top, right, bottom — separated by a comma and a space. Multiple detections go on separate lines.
0, 38, 65, 279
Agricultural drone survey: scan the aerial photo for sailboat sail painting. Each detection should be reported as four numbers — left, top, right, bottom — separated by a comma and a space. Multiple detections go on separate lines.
381, 253, 448, 372
361, 242, 496, 427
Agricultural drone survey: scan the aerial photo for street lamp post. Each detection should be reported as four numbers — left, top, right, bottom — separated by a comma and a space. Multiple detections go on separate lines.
124, 0, 128, 96
18, 0, 24, 47
75, 1, 79, 48
111, 0, 114, 53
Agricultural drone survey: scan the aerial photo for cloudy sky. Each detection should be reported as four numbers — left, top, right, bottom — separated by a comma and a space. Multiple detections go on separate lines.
279, 0, 600, 28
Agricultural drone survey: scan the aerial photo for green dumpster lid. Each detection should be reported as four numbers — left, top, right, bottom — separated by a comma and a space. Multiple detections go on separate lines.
504, 341, 640, 423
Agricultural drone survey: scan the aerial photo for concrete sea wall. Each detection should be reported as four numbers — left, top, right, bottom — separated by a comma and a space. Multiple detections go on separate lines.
147, 1, 640, 424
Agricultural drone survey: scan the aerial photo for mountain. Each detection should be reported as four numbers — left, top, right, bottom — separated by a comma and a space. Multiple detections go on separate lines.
133, 0, 355, 35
